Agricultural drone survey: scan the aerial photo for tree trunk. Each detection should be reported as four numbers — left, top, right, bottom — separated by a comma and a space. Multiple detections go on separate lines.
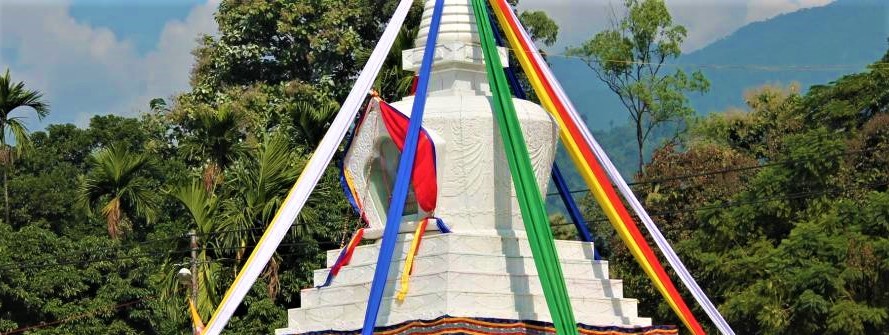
636, 120, 645, 174
3, 166, 8, 225
1, 139, 9, 226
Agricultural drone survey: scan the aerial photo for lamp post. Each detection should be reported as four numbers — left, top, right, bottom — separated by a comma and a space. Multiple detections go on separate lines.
189, 230, 198, 314
178, 229, 199, 334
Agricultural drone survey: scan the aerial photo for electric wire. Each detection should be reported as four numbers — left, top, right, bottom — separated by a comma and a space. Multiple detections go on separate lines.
0, 239, 343, 271
502, 46, 889, 71
0, 230, 210, 272
550, 180, 889, 228
546, 146, 885, 197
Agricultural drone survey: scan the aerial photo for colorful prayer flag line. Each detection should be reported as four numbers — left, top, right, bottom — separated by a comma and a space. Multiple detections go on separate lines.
489, 0, 708, 333
199, 0, 416, 333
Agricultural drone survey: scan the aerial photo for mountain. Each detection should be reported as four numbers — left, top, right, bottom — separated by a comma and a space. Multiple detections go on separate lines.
683, 0, 888, 115
549, 0, 889, 131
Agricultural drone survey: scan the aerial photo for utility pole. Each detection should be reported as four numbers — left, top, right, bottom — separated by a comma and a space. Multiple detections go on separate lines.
189, 229, 199, 335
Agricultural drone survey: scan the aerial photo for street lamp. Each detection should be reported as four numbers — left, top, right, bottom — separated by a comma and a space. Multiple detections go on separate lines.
177, 267, 193, 284
180, 229, 200, 334
178, 267, 199, 334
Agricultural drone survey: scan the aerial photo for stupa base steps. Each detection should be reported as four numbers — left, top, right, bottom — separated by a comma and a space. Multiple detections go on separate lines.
282, 291, 650, 334
277, 233, 655, 334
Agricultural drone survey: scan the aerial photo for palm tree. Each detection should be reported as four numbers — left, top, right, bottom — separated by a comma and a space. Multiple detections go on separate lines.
0, 69, 49, 224
217, 132, 332, 297
218, 133, 296, 268
373, 25, 419, 101
290, 100, 339, 148
78, 145, 158, 239
167, 181, 222, 318
181, 106, 247, 192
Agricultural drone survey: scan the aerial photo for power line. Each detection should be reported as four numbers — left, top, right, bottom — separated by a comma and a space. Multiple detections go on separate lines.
505, 46, 889, 72
0, 234, 192, 272
194, 220, 352, 238
550, 54, 889, 72
552, 180, 888, 228
546, 147, 884, 197
628, 147, 882, 187
0, 217, 356, 271
1, 240, 342, 272
197, 242, 338, 253
0, 249, 189, 272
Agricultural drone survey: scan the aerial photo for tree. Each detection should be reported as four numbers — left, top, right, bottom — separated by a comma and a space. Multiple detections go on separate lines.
519, 10, 559, 47
0, 69, 49, 225
603, 51, 889, 333
162, 182, 223, 320
78, 146, 159, 239
217, 133, 303, 271
566, 0, 708, 172
178, 105, 248, 191
0, 223, 159, 334
189, 0, 400, 101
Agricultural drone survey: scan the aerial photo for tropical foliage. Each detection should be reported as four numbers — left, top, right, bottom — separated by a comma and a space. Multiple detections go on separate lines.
78, 146, 158, 239
586, 50, 889, 334
0, 1, 886, 334
0, 69, 50, 225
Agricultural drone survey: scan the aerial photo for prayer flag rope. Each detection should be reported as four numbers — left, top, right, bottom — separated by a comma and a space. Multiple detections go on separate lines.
361, 0, 445, 333
472, 1, 579, 334
490, 0, 734, 333
199, 0, 416, 333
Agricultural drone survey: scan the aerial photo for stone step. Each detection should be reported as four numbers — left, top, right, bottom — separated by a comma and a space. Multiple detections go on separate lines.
302, 271, 624, 308
326, 233, 600, 269
286, 291, 650, 334
314, 252, 610, 287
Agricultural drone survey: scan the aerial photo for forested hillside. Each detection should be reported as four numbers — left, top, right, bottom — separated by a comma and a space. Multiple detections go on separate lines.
577, 49, 889, 334
549, 0, 887, 181
553, 0, 888, 131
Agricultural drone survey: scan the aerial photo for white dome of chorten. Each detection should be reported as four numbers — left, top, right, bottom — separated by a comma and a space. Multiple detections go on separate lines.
343, 0, 557, 239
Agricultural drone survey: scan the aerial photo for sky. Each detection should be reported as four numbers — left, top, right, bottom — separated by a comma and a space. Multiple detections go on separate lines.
0, 0, 834, 130
0, 0, 219, 128
519, 0, 834, 52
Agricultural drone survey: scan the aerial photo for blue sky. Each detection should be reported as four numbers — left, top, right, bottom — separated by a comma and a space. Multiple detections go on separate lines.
68, 0, 205, 54
0, 0, 834, 130
1, 0, 219, 129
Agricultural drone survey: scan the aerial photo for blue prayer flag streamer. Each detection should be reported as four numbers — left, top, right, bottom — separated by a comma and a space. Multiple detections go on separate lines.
360, 0, 445, 334
552, 164, 600, 259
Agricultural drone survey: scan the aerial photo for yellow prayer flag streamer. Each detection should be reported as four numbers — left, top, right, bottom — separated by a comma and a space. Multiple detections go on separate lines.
397, 218, 430, 301
489, 3, 692, 330
344, 169, 365, 210
189, 297, 205, 331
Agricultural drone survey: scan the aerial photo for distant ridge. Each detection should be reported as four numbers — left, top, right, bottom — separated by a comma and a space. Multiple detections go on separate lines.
550, 0, 888, 131
682, 0, 888, 114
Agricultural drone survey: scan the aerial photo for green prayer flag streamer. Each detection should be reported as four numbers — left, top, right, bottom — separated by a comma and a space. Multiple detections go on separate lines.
470, 1, 579, 334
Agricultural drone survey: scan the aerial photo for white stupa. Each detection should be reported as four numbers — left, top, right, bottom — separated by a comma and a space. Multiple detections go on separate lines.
276, 1, 655, 333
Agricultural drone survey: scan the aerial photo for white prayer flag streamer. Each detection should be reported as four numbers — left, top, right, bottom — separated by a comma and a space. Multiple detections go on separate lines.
502, 7, 736, 335
200, 0, 414, 333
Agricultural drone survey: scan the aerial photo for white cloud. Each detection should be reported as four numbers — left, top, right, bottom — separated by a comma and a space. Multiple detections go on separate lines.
518, 0, 834, 53
0, 0, 218, 127
129, 0, 219, 120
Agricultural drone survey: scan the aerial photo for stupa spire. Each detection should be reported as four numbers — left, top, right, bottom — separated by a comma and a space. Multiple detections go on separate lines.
414, 0, 480, 49
403, 0, 507, 95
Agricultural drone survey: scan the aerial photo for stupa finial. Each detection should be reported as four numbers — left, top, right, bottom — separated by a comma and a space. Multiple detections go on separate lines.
402, 0, 508, 94
414, 0, 480, 49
